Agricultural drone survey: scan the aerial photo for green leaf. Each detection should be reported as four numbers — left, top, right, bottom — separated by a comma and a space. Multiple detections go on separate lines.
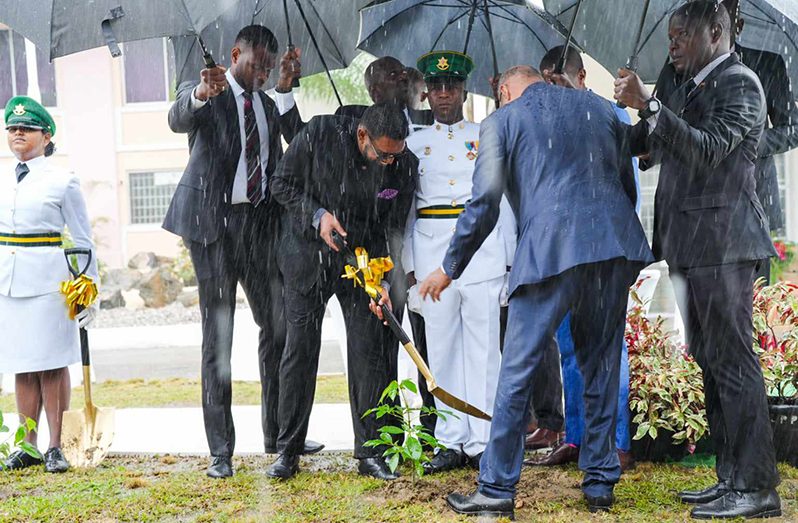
13, 426, 26, 446
19, 442, 41, 459
648, 424, 658, 439
0, 410, 4, 427
405, 437, 423, 461
386, 453, 400, 473
378, 425, 405, 435
415, 461, 425, 478
399, 379, 418, 394
25, 418, 37, 431
380, 432, 394, 444
634, 423, 650, 441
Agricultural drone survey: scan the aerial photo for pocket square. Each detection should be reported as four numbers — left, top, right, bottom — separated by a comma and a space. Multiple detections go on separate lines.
377, 188, 399, 200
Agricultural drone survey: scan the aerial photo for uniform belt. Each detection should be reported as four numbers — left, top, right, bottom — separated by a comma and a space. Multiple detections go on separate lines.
0, 232, 62, 247
417, 205, 466, 219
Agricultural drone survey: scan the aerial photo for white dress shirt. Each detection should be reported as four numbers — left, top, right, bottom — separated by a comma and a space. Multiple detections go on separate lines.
192, 71, 270, 204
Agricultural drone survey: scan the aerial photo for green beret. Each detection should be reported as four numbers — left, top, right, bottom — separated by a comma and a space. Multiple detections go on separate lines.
417, 51, 474, 82
4, 96, 56, 136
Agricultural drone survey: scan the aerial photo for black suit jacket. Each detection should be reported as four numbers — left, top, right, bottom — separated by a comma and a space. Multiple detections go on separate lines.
653, 45, 798, 229
270, 115, 418, 292
162, 81, 289, 244
630, 53, 776, 268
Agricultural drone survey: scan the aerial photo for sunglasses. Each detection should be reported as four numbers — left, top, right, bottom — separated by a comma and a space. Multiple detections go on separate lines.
366, 132, 407, 163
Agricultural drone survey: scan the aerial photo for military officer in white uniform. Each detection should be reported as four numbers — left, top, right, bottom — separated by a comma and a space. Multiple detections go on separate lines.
0, 96, 98, 473
404, 52, 516, 473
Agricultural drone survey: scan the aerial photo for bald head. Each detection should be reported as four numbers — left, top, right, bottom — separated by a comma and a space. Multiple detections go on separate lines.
497, 65, 542, 107
364, 56, 409, 105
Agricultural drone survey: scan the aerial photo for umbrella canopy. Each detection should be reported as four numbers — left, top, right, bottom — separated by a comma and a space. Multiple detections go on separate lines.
357, 0, 570, 98
0, 0, 238, 61
172, 0, 370, 90
544, 0, 798, 86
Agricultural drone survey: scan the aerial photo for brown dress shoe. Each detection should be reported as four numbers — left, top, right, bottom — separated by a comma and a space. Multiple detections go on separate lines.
524, 428, 563, 450
524, 442, 579, 466
618, 450, 636, 472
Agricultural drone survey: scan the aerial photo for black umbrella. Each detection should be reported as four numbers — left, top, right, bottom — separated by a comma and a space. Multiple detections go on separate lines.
172, 0, 371, 101
357, 0, 571, 98
0, 0, 238, 61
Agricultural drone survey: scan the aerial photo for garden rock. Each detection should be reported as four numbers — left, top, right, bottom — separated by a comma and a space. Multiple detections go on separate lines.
128, 252, 158, 273
102, 268, 142, 292
138, 267, 183, 308
100, 288, 126, 310
178, 287, 200, 308
122, 289, 145, 310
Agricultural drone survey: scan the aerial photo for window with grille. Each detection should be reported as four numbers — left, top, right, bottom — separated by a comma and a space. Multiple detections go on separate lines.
129, 171, 181, 224
0, 29, 57, 107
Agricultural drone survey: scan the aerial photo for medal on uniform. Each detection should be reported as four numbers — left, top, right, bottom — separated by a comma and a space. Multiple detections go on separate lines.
424, 146, 431, 156
465, 140, 478, 160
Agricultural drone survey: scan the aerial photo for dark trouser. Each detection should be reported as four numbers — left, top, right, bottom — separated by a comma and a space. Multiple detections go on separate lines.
670, 261, 780, 491
186, 203, 285, 457
407, 309, 436, 437
479, 258, 640, 499
278, 267, 400, 458
755, 256, 771, 285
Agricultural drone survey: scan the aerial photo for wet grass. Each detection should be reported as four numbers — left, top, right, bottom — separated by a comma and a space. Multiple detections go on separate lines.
0, 454, 794, 522
0, 375, 349, 411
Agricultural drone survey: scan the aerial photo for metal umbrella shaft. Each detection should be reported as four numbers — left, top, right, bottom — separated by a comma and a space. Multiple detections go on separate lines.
292, 0, 343, 107
618, 0, 652, 109
555, 0, 583, 74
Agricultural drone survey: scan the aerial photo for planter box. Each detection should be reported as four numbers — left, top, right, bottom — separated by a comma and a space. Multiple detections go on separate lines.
630, 426, 688, 462
769, 401, 798, 467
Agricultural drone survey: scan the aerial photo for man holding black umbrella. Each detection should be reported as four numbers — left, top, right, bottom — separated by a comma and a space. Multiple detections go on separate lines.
615, 1, 781, 519
163, 24, 322, 479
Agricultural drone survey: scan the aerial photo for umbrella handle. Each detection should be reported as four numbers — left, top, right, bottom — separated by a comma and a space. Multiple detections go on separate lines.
196, 36, 217, 69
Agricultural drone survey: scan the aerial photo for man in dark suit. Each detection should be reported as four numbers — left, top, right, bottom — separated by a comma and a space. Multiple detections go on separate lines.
652, 0, 798, 283
615, 2, 781, 519
420, 65, 653, 518
266, 103, 418, 481
162, 25, 320, 479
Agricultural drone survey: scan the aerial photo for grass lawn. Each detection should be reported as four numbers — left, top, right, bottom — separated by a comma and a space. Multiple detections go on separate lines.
0, 375, 349, 411
0, 454, 795, 522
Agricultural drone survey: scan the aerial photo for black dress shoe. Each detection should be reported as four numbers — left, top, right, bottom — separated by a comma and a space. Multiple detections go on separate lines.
422, 448, 467, 475
468, 452, 483, 470
264, 440, 325, 455
44, 448, 70, 473
206, 456, 233, 478
690, 489, 781, 520
678, 481, 731, 504
357, 457, 399, 481
266, 454, 299, 480
446, 490, 515, 520
3, 449, 43, 470
585, 493, 614, 513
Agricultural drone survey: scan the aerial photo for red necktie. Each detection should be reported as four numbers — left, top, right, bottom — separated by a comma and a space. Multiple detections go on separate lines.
242, 92, 263, 206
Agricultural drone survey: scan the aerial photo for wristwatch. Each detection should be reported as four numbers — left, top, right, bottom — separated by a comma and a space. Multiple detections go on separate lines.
638, 96, 661, 119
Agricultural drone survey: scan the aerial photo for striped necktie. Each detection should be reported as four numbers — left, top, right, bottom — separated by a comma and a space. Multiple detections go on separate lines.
242, 92, 264, 206
15, 163, 29, 183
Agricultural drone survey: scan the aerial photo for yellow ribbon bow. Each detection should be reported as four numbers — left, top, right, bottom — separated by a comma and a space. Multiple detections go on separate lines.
341, 247, 393, 300
60, 274, 98, 320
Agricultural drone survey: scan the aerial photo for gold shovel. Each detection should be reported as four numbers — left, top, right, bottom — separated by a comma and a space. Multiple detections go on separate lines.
60, 248, 115, 467
332, 232, 491, 421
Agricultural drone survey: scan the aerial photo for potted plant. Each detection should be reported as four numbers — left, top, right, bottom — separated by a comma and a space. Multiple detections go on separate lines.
626, 291, 709, 461
753, 279, 798, 466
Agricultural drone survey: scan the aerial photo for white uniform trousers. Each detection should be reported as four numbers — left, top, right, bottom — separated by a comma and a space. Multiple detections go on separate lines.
422, 275, 503, 457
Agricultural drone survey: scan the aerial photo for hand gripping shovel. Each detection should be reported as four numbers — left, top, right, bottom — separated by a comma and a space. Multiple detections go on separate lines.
60, 248, 115, 467
332, 232, 490, 421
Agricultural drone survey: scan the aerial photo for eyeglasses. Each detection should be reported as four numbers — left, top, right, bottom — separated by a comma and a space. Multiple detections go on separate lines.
366, 132, 406, 163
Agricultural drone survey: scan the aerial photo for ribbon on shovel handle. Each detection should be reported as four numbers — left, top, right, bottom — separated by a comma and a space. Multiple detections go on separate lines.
332, 232, 491, 421
60, 248, 97, 320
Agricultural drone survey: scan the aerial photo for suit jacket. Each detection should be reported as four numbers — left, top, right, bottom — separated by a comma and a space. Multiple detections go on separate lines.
443, 82, 653, 296
632, 53, 777, 268
270, 115, 418, 292
162, 81, 287, 244
653, 46, 798, 230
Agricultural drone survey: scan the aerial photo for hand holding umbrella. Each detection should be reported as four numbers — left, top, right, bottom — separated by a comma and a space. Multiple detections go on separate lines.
614, 68, 652, 110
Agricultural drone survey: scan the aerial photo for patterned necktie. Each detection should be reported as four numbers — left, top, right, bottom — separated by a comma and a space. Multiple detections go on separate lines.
242, 92, 264, 206
15, 163, 29, 183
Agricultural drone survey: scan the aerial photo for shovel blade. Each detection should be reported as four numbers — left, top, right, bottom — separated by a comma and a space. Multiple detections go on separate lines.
61, 406, 115, 468
428, 384, 492, 421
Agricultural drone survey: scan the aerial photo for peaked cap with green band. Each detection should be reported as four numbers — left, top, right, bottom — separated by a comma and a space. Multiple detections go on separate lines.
4, 96, 56, 136
417, 51, 474, 82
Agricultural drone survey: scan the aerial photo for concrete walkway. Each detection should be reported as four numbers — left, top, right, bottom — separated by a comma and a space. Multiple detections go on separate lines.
4, 403, 355, 455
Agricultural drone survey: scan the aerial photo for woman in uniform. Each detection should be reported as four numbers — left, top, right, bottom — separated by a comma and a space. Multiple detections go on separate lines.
0, 96, 98, 473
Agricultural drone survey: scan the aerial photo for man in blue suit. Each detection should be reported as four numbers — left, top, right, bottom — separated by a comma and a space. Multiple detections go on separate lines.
419, 65, 653, 518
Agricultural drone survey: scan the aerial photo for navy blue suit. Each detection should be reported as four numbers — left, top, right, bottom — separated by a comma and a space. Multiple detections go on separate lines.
442, 82, 653, 498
